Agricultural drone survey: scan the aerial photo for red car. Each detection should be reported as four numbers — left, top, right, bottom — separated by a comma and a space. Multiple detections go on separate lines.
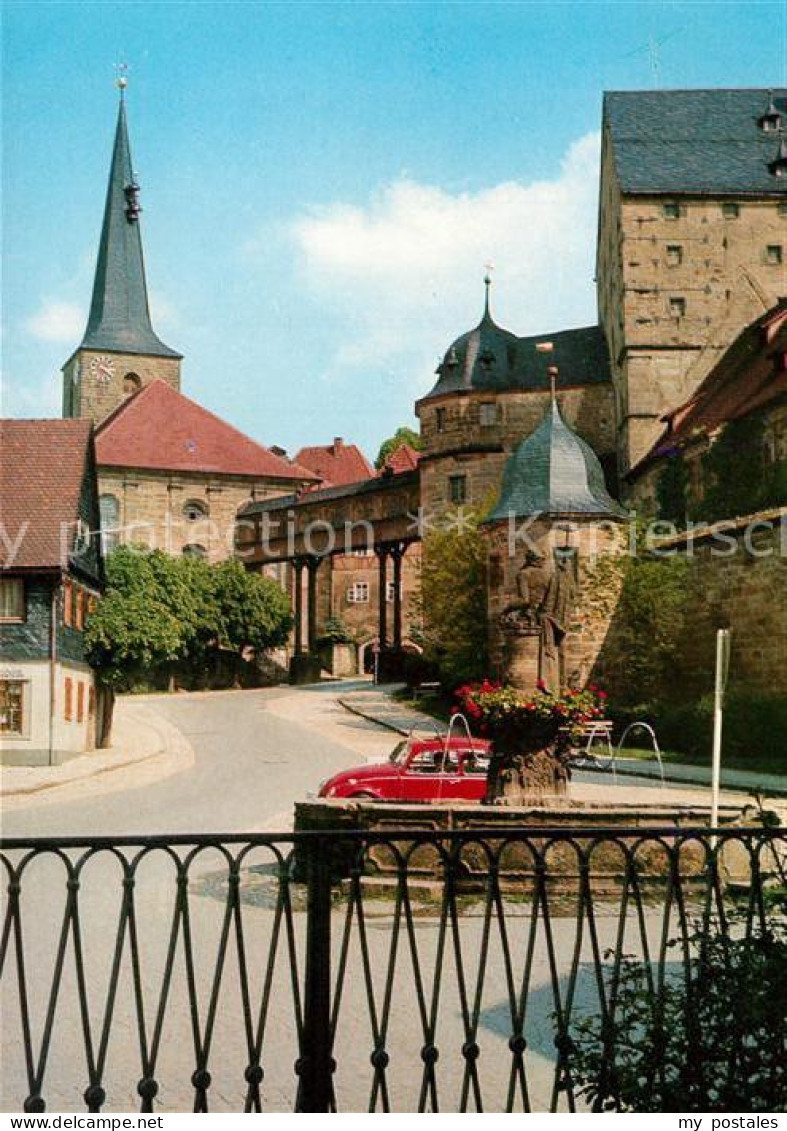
318, 736, 492, 803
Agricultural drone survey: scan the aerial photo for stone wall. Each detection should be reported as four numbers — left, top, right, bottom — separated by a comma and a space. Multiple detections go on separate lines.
64, 349, 182, 425
99, 468, 296, 562
669, 514, 786, 696
417, 385, 616, 519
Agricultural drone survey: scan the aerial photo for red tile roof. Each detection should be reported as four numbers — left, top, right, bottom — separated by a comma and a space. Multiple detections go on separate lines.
1, 419, 93, 569
381, 442, 421, 475
633, 302, 787, 474
95, 380, 317, 480
294, 438, 374, 487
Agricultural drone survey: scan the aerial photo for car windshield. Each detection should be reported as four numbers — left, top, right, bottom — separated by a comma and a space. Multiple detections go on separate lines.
389, 741, 408, 765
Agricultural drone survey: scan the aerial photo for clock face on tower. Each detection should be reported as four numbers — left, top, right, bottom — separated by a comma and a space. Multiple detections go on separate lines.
90, 355, 115, 384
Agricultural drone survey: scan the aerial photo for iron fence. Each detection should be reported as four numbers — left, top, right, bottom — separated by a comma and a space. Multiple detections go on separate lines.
1, 826, 785, 1113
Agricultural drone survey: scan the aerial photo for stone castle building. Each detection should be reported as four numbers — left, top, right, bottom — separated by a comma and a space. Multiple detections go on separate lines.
597, 89, 787, 478
61, 92, 318, 561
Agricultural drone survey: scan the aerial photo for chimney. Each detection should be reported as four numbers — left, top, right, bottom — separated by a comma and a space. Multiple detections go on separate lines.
333, 437, 343, 453
270, 445, 287, 457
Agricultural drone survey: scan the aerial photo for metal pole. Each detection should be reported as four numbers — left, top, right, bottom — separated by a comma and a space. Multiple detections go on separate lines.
711, 628, 730, 832
377, 546, 388, 650
298, 838, 332, 1112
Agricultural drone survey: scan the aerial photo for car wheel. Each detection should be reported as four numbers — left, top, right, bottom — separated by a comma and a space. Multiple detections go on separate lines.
350, 791, 377, 800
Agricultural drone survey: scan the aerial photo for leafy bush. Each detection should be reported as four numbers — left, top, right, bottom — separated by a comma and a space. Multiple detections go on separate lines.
316, 617, 355, 645
569, 915, 787, 1112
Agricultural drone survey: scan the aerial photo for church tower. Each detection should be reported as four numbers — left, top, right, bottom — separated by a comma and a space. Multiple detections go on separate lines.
62, 84, 182, 424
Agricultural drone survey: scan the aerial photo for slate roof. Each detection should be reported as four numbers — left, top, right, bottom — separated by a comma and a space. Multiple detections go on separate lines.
631, 301, 787, 475
604, 88, 787, 196
80, 97, 180, 358
294, 439, 374, 487
95, 380, 317, 480
0, 419, 95, 569
420, 303, 610, 403
485, 399, 627, 522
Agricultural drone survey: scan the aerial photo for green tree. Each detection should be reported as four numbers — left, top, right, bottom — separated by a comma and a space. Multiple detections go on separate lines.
374, 426, 423, 470
85, 549, 293, 741
418, 506, 488, 688
697, 417, 768, 521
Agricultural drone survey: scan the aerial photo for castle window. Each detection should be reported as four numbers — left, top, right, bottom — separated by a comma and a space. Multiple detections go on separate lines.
722, 202, 740, 219
435, 407, 447, 434
666, 245, 683, 267
123, 372, 141, 396
479, 402, 498, 426
765, 244, 783, 265
449, 475, 467, 504
182, 544, 207, 560
0, 578, 25, 622
346, 581, 369, 604
99, 494, 120, 555
669, 297, 686, 318
183, 499, 209, 521
662, 202, 680, 219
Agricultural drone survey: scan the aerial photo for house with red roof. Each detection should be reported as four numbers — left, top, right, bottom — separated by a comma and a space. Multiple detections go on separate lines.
1, 420, 105, 764
294, 438, 375, 487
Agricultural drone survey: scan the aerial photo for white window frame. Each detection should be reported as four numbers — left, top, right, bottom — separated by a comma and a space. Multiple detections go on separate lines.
346, 581, 370, 604
0, 678, 28, 738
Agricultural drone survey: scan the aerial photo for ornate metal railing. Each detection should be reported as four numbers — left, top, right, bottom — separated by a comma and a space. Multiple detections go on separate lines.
1, 826, 785, 1113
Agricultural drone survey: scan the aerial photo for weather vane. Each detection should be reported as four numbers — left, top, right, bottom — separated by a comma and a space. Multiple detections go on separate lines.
115, 60, 129, 95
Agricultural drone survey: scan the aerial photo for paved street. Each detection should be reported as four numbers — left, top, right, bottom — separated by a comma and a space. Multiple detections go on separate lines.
1, 681, 394, 839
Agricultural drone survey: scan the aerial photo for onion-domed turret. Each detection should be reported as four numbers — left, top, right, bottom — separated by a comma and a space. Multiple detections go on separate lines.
486, 393, 627, 521
424, 277, 520, 399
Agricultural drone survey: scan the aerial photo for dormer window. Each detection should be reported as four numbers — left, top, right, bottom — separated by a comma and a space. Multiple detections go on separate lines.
758, 91, 783, 133
479, 349, 495, 371
445, 347, 459, 369
769, 136, 787, 178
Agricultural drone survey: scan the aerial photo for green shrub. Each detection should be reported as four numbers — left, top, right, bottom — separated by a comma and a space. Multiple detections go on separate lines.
569, 914, 787, 1112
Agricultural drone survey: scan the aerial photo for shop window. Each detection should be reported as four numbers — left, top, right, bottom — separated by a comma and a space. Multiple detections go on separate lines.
449, 475, 467, 504
0, 680, 25, 735
0, 578, 25, 621
64, 677, 73, 722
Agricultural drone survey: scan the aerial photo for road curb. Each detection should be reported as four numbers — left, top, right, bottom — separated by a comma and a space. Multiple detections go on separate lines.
0, 701, 195, 802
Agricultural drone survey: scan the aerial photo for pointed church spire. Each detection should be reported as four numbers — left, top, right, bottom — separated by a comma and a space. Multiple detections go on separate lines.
80, 91, 180, 358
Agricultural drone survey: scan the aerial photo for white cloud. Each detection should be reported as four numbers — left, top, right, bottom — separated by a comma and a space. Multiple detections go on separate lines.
1, 372, 61, 417
290, 132, 601, 387
26, 300, 84, 343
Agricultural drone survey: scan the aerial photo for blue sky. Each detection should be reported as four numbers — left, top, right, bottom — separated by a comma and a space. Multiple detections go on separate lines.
3, 0, 783, 461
